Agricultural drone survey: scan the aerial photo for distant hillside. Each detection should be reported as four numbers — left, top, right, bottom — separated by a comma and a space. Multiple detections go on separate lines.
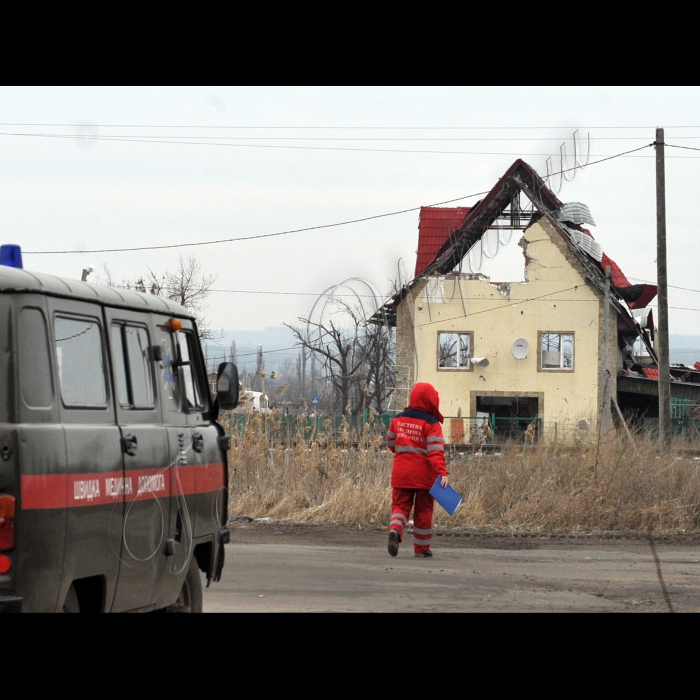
202, 326, 298, 376
670, 335, 700, 366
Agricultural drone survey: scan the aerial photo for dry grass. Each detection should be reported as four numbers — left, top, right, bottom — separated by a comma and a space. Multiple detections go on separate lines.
223, 413, 700, 534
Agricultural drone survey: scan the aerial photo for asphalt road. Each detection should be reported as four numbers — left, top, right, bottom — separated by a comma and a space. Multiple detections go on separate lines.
203, 524, 700, 612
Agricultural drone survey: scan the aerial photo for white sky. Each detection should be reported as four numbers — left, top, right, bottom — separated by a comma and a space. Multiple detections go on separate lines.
2, 86, 699, 339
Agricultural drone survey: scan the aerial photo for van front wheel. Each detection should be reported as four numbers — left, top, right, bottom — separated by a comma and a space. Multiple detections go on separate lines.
167, 556, 203, 613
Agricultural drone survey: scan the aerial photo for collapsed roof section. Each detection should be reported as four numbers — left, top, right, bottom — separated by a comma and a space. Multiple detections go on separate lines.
373, 159, 657, 326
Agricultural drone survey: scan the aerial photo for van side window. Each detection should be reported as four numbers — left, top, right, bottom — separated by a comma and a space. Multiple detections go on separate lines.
176, 330, 204, 409
19, 307, 54, 408
111, 323, 155, 409
54, 316, 108, 407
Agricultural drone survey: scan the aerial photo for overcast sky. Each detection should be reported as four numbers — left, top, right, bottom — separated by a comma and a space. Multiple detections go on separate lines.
2, 86, 700, 347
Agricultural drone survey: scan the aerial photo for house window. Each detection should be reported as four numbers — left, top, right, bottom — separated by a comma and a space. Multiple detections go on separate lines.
539, 332, 574, 371
438, 332, 473, 370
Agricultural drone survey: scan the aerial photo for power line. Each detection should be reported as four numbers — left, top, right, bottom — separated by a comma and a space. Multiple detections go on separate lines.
629, 277, 700, 295
409, 286, 582, 329
7, 122, 700, 130
665, 143, 700, 152
0, 128, 693, 142
23, 190, 489, 255
209, 288, 380, 298
0, 130, 668, 158
23, 144, 653, 256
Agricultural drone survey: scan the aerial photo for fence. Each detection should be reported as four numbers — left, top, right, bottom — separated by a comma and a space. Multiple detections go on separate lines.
224, 410, 551, 446
444, 416, 544, 444
224, 405, 700, 447
635, 399, 700, 441
224, 409, 393, 444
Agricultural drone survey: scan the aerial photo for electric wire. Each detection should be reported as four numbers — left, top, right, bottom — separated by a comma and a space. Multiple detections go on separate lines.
665, 143, 700, 152
628, 278, 700, 295
23, 144, 654, 256
8, 122, 700, 130
23, 190, 489, 255
0, 130, 667, 157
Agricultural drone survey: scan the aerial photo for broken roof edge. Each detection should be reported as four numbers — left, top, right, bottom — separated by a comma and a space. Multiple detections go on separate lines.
423, 159, 563, 278
369, 159, 650, 328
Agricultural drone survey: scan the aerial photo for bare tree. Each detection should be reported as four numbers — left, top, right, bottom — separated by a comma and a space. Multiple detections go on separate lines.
97, 256, 220, 342
285, 296, 394, 414
160, 255, 220, 341
361, 320, 395, 414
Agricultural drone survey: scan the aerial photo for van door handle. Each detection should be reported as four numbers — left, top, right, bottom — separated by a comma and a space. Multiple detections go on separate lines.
122, 434, 138, 456
192, 432, 204, 453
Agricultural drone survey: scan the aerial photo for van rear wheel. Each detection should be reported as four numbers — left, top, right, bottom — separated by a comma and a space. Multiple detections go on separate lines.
167, 555, 203, 613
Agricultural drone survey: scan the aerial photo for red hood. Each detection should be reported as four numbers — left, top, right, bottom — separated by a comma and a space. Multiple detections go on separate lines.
408, 382, 444, 423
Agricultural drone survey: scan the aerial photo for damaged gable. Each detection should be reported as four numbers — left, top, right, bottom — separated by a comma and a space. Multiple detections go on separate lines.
374, 158, 657, 330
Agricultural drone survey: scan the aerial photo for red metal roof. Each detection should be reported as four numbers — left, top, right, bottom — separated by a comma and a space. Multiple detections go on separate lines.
415, 207, 471, 277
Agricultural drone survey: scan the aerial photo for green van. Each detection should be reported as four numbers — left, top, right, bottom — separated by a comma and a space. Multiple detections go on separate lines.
0, 246, 238, 612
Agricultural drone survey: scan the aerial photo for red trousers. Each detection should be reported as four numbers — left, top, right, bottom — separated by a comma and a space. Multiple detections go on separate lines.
389, 488, 435, 554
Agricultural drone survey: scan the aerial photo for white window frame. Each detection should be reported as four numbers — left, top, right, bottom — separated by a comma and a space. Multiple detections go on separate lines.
437, 331, 473, 371
539, 332, 575, 372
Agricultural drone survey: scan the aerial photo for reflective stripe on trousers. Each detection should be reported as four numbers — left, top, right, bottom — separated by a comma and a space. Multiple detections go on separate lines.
391, 488, 435, 553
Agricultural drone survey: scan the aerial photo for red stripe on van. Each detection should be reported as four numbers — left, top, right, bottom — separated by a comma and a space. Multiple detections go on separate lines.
21, 463, 225, 510
196, 462, 226, 493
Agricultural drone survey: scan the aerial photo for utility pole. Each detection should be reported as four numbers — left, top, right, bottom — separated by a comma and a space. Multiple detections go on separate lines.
656, 127, 671, 446
600, 265, 612, 431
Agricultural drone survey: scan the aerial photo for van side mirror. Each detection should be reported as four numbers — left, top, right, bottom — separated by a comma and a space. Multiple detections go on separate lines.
216, 362, 239, 410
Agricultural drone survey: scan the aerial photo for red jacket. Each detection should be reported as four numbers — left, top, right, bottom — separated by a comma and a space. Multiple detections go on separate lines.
387, 383, 447, 490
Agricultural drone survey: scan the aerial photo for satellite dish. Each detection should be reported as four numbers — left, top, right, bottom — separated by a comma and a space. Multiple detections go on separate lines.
512, 338, 529, 360
471, 357, 489, 367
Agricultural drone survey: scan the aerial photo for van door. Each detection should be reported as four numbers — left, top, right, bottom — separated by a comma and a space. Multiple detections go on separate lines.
174, 324, 226, 541
47, 299, 123, 612
150, 317, 201, 604
106, 310, 172, 612
152, 317, 225, 585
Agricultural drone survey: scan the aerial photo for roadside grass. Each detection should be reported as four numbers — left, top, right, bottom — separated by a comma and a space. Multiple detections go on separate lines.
223, 412, 700, 534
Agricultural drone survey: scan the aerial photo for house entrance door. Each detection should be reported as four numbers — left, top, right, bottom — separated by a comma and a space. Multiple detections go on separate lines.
475, 394, 540, 442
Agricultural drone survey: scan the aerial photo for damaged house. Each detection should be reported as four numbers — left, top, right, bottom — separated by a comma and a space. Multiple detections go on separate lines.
375, 159, 700, 442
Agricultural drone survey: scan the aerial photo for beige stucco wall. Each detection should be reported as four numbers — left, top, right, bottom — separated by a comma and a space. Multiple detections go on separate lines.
403, 218, 609, 439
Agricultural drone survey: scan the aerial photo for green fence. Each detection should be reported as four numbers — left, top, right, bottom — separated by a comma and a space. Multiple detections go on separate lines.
224, 411, 551, 445
224, 410, 394, 443
639, 399, 700, 440
443, 416, 543, 444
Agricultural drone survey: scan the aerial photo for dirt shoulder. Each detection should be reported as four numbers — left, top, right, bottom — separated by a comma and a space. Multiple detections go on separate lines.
228, 519, 700, 551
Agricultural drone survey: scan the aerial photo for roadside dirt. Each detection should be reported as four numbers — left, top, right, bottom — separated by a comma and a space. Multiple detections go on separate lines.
228, 519, 700, 551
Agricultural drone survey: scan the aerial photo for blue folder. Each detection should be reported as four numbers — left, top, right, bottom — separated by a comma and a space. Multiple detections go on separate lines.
429, 476, 463, 516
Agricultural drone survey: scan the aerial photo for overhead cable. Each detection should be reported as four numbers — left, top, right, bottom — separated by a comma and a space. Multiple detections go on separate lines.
23, 144, 653, 256
7, 122, 700, 130
0, 130, 665, 157
23, 191, 489, 255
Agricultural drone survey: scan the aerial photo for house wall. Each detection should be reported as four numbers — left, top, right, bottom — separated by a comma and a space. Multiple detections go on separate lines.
402, 218, 609, 440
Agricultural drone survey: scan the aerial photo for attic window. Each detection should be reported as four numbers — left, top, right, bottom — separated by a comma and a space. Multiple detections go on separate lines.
438, 332, 473, 371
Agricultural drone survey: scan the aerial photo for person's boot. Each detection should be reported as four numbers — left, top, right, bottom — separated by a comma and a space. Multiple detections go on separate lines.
388, 529, 400, 557
414, 550, 433, 558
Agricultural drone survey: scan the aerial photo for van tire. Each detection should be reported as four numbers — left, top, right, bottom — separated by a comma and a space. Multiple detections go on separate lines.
167, 555, 203, 613
62, 584, 80, 613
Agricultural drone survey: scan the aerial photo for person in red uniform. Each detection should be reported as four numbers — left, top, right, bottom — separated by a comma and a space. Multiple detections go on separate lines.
386, 382, 448, 558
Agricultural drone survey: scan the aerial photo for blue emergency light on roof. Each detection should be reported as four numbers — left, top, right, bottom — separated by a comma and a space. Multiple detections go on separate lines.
0, 245, 23, 269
